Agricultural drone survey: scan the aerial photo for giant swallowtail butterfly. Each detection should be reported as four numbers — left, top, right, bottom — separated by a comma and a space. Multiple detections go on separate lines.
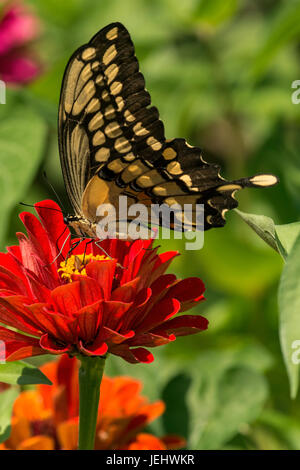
58, 22, 278, 236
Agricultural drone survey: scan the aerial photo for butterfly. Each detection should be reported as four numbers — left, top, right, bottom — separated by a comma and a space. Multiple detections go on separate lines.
58, 22, 278, 237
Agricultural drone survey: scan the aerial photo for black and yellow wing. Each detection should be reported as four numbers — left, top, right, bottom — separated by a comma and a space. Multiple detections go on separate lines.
58, 22, 278, 232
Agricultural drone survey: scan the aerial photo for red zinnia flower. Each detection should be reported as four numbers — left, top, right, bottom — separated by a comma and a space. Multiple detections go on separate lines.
1, 355, 185, 450
0, 1, 41, 84
0, 199, 208, 364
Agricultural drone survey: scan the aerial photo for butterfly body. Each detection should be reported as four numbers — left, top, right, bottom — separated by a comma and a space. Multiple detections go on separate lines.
59, 22, 278, 236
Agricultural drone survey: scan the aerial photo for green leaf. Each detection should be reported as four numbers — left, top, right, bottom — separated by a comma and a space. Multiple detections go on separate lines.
235, 210, 300, 261
0, 388, 19, 443
162, 373, 191, 439
191, 364, 268, 449
235, 209, 279, 253
275, 223, 300, 260
0, 361, 52, 386
193, 0, 239, 26
0, 102, 47, 248
252, 2, 300, 78
278, 231, 300, 399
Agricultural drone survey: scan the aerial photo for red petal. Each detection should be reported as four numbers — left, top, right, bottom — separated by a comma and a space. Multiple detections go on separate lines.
102, 300, 132, 331
111, 277, 140, 303
0, 295, 42, 335
29, 304, 77, 343
150, 251, 179, 283
112, 345, 154, 364
76, 300, 103, 341
16, 231, 59, 289
40, 333, 71, 354
0, 325, 45, 361
134, 298, 181, 333
152, 314, 209, 337
34, 200, 70, 261
51, 278, 102, 316
127, 332, 175, 347
78, 338, 108, 356
18, 212, 60, 282
166, 277, 205, 311
100, 326, 135, 345
85, 259, 116, 300
0, 255, 28, 293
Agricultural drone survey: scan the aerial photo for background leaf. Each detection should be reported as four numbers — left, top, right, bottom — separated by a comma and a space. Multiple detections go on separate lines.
278, 231, 300, 399
188, 355, 268, 449
0, 361, 52, 386
0, 388, 19, 443
0, 99, 47, 248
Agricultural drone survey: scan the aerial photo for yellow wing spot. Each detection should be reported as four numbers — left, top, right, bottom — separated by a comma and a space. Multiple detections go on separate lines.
180, 175, 192, 187
95, 147, 110, 162
72, 80, 96, 115
92, 61, 100, 71
167, 161, 182, 175
136, 169, 164, 188
107, 158, 127, 173
221, 209, 228, 218
82, 47, 96, 61
88, 112, 104, 131
103, 45, 117, 65
115, 137, 132, 153
104, 105, 116, 120
153, 182, 185, 197
162, 147, 177, 160
249, 174, 278, 187
124, 110, 135, 122
147, 136, 162, 151
92, 130, 106, 146
115, 96, 125, 111
86, 98, 100, 113
217, 184, 242, 192
165, 197, 180, 206
102, 90, 110, 102
105, 121, 122, 138
64, 59, 84, 113
122, 161, 148, 183
96, 75, 104, 86
110, 81, 122, 95
133, 122, 149, 136
80, 63, 93, 83
106, 27, 118, 41
206, 215, 213, 224
153, 186, 167, 196
123, 152, 135, 162
105, 63, 119, 84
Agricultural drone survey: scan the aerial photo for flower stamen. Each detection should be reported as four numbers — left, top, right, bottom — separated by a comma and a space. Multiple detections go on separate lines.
58, 254, 110, 282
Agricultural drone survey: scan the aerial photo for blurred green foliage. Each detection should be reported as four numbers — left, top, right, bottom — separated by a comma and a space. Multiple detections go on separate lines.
1, 0, 300, 450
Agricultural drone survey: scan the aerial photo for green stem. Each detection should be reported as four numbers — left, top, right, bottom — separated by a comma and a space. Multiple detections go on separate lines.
78, 355, 106, 450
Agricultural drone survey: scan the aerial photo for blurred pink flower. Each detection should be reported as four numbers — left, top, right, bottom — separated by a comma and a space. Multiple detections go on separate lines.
0, 1, 41, 84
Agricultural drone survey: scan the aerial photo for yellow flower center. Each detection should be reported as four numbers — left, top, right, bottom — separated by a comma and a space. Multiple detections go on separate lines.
58, 254, 110, 282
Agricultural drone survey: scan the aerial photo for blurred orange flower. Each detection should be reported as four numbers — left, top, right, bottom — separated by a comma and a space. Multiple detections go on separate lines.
0, 355, 185, 450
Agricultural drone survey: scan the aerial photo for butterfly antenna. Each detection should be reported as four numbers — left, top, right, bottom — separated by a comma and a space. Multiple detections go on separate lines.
19, 202, 67, 216
42, 171, 65, 209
